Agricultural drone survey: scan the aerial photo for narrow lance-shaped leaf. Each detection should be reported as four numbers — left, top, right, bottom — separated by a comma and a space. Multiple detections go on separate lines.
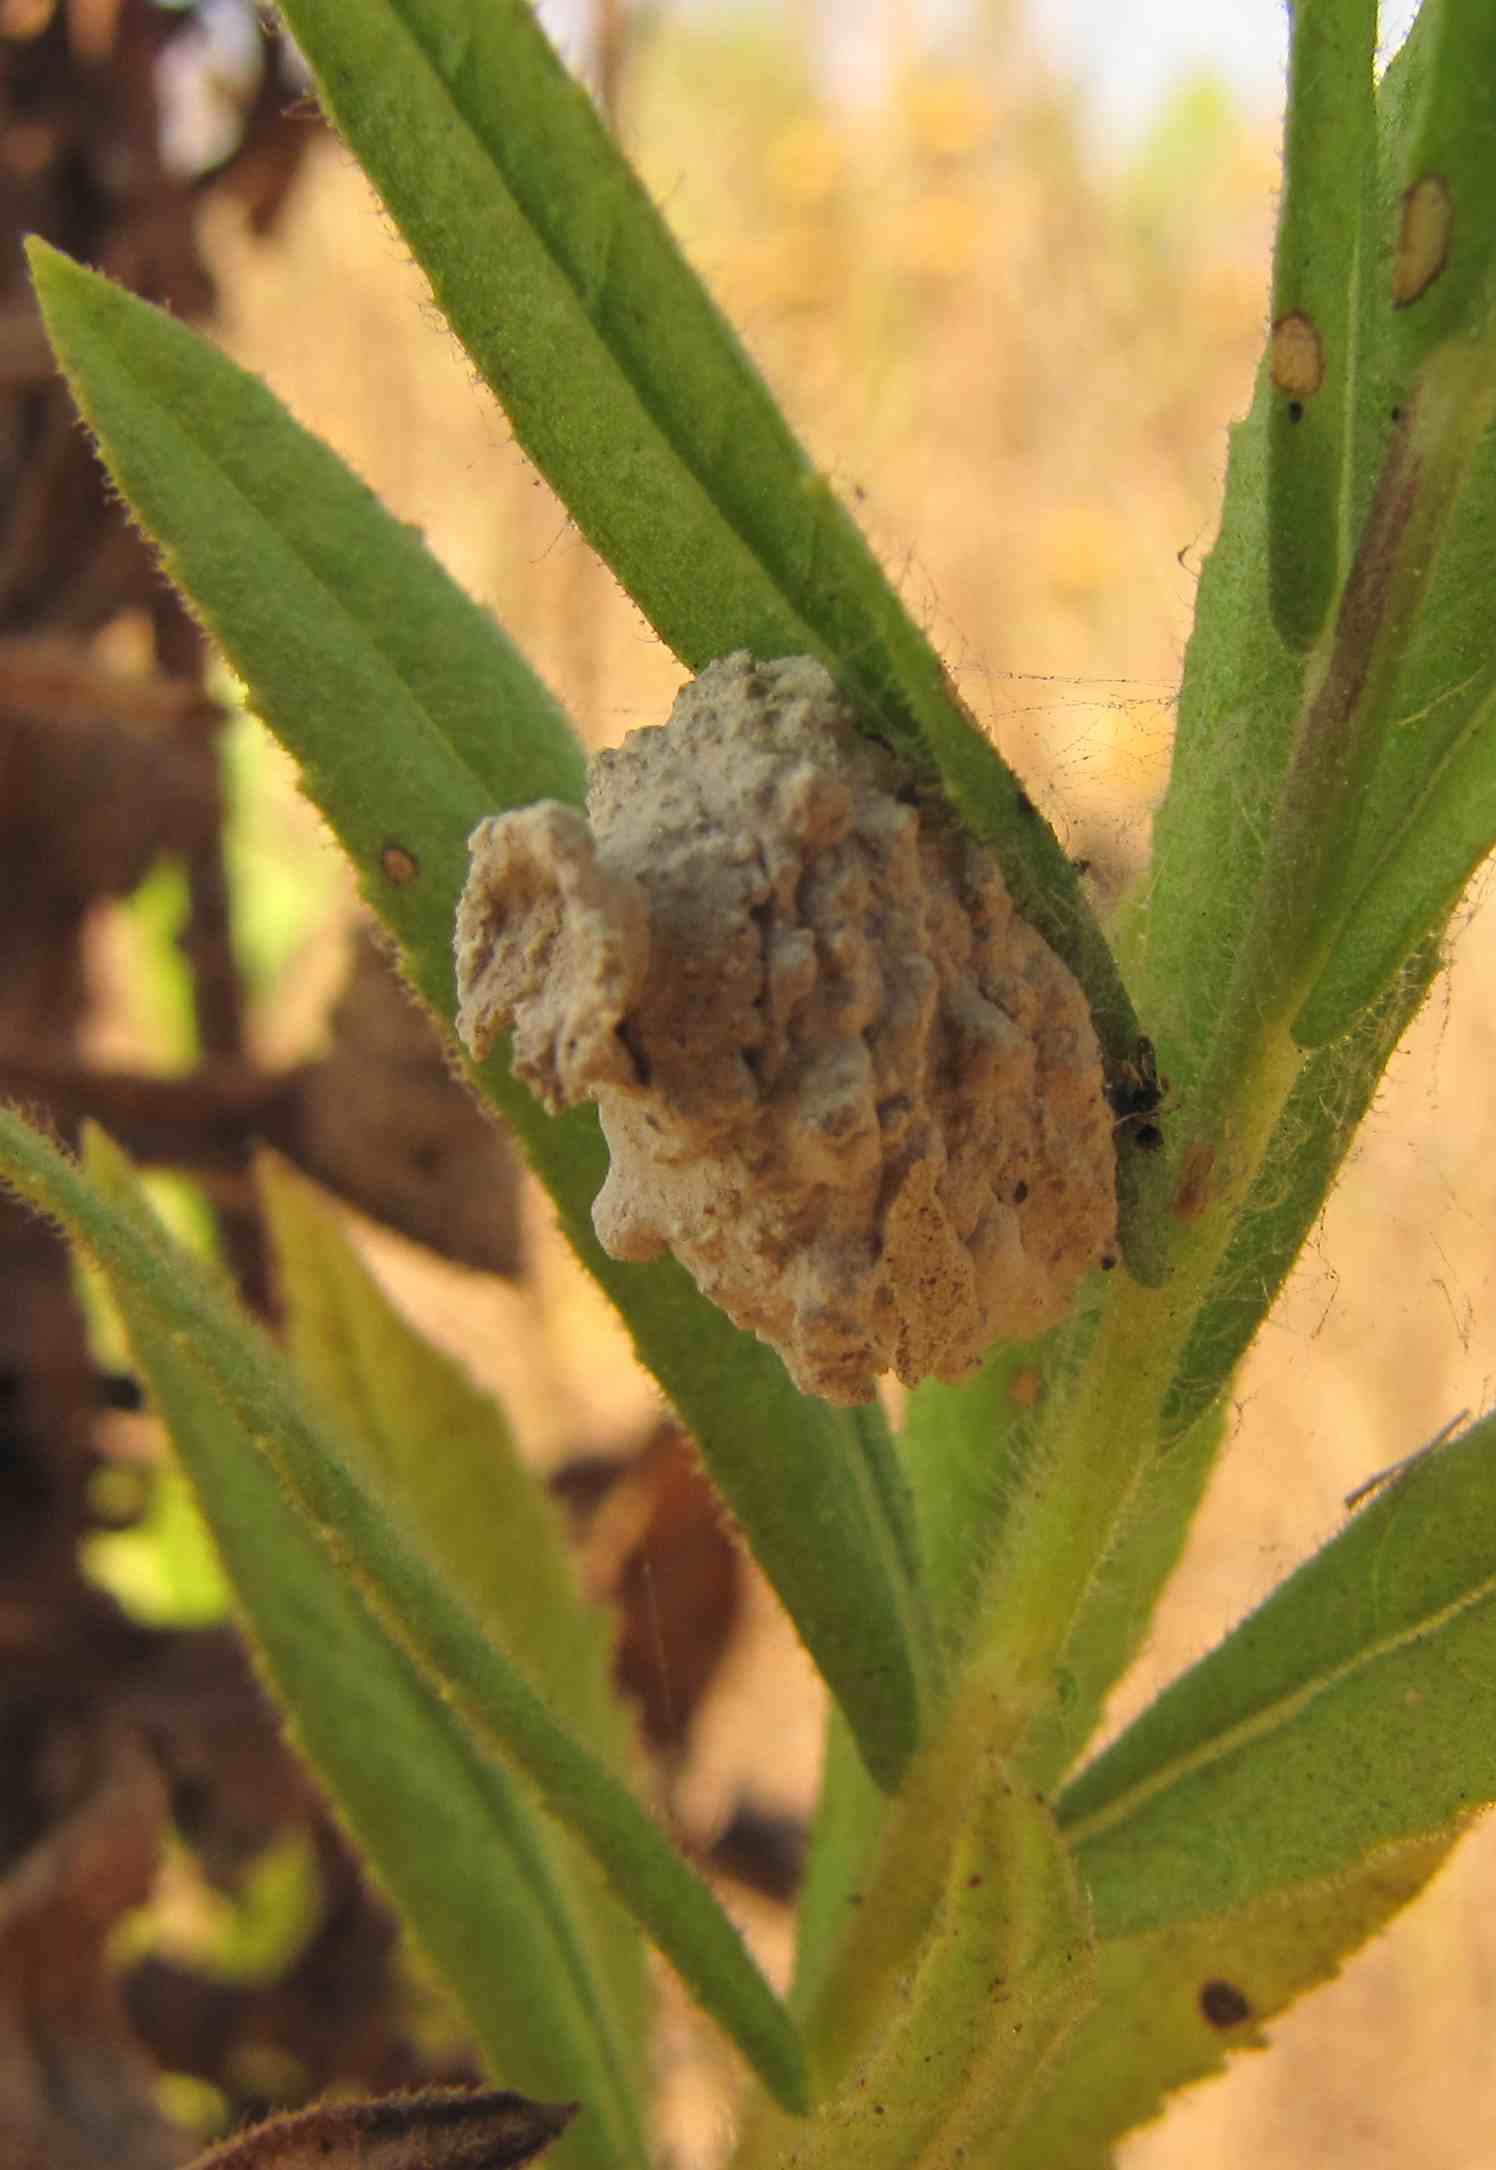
0, 1119, 648, 2170
1294, 703, 1496, 1039
1122, 375, 1308, 1099
1116, 6, 1491, 1290
789, 1705, 886, 2027
1168, 931, 1439, 1431
258, 1153, 647, 2055
902, 1311, 1096, 1662
268, 0, 1149, 1188
29, 238, 933, 1794
1058, 1409, 1496, 1913
1279, 10, 1496, 1041
1117, 12, 1429, 1131
1267, 4, 1496, 1034
1013, 1409, 1496, 2158
1278, 319, 1496, 1045
0, 1111, 810, 2115
1266, 0, 1376, 650
259, 1154, 629, 1774
1384, 0, 1496, 385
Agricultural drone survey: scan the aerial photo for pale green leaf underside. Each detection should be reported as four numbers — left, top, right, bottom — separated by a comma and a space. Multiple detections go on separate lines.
259, 1154, 650, 2068
0, 1112, 808, 2115
260, 1153, 629, 1774
1005, 1832, 1457, 2168
828, 1777, 1093, 2170
746, 1768, 1094, 2170
0, 1117, 646, 2170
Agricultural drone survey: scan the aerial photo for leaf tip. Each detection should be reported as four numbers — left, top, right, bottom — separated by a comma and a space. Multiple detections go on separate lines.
23, 232, 79, 317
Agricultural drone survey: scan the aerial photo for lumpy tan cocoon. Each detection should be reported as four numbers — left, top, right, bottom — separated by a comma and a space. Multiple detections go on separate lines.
456, 653, 1115, 1404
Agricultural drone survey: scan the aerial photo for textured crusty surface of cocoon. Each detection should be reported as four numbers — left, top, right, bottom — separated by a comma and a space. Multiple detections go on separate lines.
456, 652, 1116, 1404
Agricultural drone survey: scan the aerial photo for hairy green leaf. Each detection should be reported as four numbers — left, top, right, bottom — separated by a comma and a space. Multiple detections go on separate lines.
902, 1324, 1085, 1661
269, 0, 1148, 1216
260, 1153, 628, 1773
1281, 8, 1496, 1041
25, 239, 576, 1048
1267, 0, 1376, 649
259, 1154, 648, 2067
1167, 933, 1439, 1434
0, 1119, 647, 2170
29, 239, 931, 1792
743, 1767, 1092, 2170
1384, 0, 1496, 385
0, 1112, 809, 2114
1294, 705, 1496, 1039
790, 1706, 887, 2027
1019, 1400, 1228, 1796
1059, 1411, 1496, 1907
1003, 1831, 1457, 2168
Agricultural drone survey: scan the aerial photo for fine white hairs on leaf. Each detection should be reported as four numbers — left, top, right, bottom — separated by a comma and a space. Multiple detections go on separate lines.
456, 652, 1116, 1404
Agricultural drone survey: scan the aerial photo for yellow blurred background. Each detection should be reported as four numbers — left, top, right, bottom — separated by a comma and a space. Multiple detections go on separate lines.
183, 11, 1496, 2164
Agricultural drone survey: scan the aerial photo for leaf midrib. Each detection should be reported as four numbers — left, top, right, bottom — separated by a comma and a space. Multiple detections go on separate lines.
1061, 1567, 1496, 1849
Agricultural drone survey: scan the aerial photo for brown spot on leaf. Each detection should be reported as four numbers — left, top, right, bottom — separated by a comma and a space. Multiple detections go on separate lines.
0, 1728, 182, 2170
1271, 310, 1323, 399
1008, 1365, 1044, 1409
380, 843, 420, 886
1393, 174, 1453, 306
1173, 1140, 1215, 1222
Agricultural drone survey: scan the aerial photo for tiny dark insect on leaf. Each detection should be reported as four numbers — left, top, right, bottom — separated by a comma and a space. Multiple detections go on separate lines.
1198, 1979, 1252, 2029
1107, 1034, 1169, 1152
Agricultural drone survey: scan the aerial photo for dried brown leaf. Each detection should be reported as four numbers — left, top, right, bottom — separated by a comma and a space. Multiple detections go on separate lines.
0, 1727, 185, 2170
189, 2090, 578, 2170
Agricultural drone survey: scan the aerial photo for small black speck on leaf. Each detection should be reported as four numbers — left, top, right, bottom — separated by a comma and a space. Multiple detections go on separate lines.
1200, 1978, 1252, 2028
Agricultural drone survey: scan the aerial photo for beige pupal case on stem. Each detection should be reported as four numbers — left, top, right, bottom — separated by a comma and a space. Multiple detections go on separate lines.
456, 653, 1115, 1405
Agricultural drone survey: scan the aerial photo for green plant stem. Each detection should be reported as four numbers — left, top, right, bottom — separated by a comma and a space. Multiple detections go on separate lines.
1049, 334, 1496, 1717
960, 1018, 1306, 1790
738, 1017, 1309, 2144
